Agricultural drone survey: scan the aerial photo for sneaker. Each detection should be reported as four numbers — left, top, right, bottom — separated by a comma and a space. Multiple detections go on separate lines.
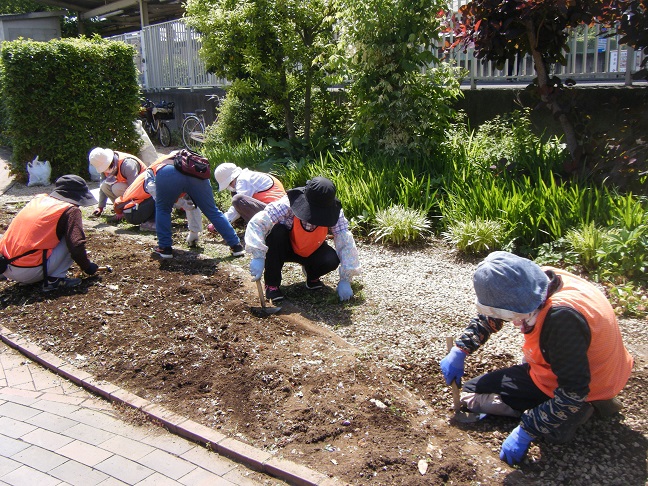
151, 246, 173, 259
42, 277, 82, 292
305, 278, 323, 290
265, 285, 284, 304
140, 219, 156, 232
230, 244, 245, 257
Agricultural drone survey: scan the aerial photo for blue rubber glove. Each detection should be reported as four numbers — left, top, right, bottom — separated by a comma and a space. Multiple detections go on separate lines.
500, 425, 533, 465
337, 280, 353, 301
249, 258, 265, 281
440, 346, 466, 385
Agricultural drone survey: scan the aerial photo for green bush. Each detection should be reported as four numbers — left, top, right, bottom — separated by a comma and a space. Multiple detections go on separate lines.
369, 205, 431, 245
0, 36, 141, 181
442, 218, 508, 255
211, 89, 282, 145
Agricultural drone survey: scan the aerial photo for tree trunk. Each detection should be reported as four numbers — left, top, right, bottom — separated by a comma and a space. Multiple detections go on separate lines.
281, 71, 296, 140
304, 70, 312, 144
526, 23, 581, 173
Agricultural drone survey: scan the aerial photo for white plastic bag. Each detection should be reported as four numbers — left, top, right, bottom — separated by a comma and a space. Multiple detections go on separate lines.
26, 156, 52, 187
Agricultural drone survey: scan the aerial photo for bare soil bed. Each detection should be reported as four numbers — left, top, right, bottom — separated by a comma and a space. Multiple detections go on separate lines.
0, 170, 646, 485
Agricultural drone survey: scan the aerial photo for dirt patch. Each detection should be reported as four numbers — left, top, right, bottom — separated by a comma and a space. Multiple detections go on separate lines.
0, 205, 646, 485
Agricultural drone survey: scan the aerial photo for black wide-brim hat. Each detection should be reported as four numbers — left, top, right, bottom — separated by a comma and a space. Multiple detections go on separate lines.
49, 175, 97, 207
286, 176, 342, 227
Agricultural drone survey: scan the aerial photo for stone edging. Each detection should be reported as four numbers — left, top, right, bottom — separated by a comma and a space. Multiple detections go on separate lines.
0, 325, 346, 486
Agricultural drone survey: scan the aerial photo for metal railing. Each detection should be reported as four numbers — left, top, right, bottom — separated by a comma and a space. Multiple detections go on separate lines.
110, 17, 644, 92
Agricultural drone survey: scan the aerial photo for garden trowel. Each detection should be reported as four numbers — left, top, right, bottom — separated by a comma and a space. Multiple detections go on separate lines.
252, 279, 282, 315
446, 337, 484, 424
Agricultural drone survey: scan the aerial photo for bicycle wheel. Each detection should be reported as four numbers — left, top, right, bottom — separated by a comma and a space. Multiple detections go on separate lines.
182, 116, 205, 152
158, 122, 171, 147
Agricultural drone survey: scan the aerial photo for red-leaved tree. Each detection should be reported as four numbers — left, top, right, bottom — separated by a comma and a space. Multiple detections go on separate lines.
445, 0, 647, 173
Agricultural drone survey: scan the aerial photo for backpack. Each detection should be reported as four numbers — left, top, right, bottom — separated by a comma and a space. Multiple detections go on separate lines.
173, 149, 211, 180
0, 249, 39, 274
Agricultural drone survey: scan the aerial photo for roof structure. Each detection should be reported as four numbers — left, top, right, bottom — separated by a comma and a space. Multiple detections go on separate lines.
32, 0, 185, 36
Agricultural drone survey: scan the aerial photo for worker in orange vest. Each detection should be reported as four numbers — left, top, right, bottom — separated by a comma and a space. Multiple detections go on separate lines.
209, 163, 286, 233
113, 153, 204, 246
440, 251, 634, 465
0, 175, 100, 291
88, 147, 147, 221
245, 176, 360, 305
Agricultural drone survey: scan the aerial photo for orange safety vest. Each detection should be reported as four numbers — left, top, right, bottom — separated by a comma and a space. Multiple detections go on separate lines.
114, 152, 147, 184
0, 194, 72, 267
114, 156, 169, 213
253, 175, 286, 204
289, 216, 328, 257
523, 268, 633, 401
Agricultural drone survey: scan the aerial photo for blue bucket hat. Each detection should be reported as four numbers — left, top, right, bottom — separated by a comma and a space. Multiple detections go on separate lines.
473, 251, 549, 320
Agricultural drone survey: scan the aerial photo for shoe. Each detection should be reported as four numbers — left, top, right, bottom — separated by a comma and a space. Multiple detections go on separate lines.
140, 219, 156, 232
151, 246, 173, 259
186, 231, 200, 247
230, 244, 245, 257
42, 277, 82, 292
305, 278, 323, 290
265, 285, 284, 304
207, 223, 216, 234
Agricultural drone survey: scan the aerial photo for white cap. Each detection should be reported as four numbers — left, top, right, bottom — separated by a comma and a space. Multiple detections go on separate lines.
214, 162, 242, 191
89, 148, 115, 173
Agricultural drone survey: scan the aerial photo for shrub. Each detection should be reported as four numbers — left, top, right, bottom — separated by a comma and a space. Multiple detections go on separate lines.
442, 218, 508, 255
369, 205, 431, 245
563, 221, 607, 271
0, 36, 140, 180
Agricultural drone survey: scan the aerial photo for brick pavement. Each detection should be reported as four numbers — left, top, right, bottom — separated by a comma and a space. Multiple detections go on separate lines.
0, 339, 283, 486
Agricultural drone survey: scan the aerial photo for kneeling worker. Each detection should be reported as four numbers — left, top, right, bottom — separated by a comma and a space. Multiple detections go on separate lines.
0, 175, 100, 291
213, 162, 286, 226
440, 251, 633, 465
245, 176, 360, 304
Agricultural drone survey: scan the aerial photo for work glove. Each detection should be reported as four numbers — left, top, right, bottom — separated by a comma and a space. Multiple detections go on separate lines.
440, 346, 467, 385
337, 280, 353, 301
93, 207, 104, 217
250, 258, 265, 281
86, 262, 99, 275
500, 425, 533, 465
186, 231, 199, 247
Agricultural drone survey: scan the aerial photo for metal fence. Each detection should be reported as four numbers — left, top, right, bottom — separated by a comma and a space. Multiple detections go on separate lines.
110, 20, 227, 91
110, 17, 645, 92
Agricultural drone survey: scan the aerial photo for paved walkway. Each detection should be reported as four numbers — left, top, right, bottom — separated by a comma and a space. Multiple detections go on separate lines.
0, 340, 278, 486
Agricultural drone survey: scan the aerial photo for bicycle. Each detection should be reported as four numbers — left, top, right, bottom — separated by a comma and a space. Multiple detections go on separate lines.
140, 99, 174, 147
181, 109, 207, 152
181, 94, 223, 151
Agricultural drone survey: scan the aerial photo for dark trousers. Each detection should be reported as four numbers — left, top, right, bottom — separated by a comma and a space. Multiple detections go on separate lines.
124, 198, 155, 225
463, 363, 551, 412
264, 224, 340, 287
464, 363, 594, 443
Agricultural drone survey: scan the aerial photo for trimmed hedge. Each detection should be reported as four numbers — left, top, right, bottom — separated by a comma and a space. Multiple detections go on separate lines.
0, 35, 141, 181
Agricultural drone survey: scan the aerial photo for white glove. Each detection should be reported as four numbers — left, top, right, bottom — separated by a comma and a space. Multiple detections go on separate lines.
186, 231, 199, 247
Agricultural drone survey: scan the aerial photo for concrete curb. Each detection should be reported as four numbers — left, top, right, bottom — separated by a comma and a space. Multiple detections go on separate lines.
0, 324, 347, 486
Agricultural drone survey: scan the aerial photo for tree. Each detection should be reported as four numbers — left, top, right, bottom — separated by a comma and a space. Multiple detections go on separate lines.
0, 0, 49, 14
184, 0, 337, 141
337, 0, 462, 157
445, 0, 648, 172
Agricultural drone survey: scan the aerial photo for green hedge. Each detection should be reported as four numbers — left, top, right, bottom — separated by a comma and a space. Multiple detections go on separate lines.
0, 35, 141, 181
